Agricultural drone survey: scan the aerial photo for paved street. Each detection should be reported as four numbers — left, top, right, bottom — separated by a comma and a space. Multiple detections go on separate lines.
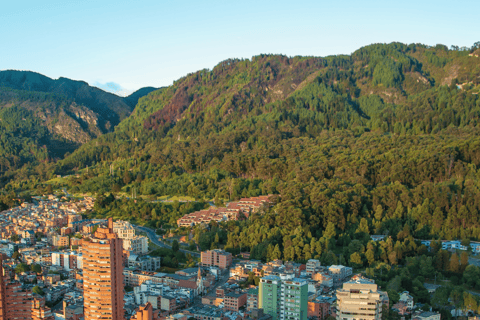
134, 225, 200, 257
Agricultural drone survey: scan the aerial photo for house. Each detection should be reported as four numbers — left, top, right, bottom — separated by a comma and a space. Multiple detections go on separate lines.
399, 291, 414, 310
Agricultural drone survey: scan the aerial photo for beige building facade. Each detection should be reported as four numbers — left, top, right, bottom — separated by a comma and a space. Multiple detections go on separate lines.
336, 280, 388, 320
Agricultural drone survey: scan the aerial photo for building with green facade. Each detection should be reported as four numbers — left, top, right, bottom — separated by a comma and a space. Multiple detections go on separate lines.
259, 276, 308, 320
259, 275, 281, 320
281, 278, 308, 320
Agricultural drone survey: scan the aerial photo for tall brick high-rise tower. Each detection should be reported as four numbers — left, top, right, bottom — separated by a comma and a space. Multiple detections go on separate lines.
0, 255, 53, 320
83, 217, 124, 320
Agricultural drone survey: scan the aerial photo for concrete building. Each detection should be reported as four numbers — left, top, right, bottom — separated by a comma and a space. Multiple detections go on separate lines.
259, 275, 308, 320
113, 220, 136, 239
51, 251, 83, 271
336, 280, 388, 320
328, 265, 353, 282
82, 217, 124, 320
312, 273, 333, 288
201, 249, 232, 269
112, 220, 148, 254
399, 291, 414, 310
259, 275, 281, 320
282, 278, 308, 320
128, 255, 161, 271
306, 259, 321, 275
123, 270, 166, 287
124, 236, 149, 255
134, 281, 166, 306
247, 288, 259, 311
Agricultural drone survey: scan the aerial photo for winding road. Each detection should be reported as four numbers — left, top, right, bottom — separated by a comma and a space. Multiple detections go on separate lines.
134, 225, 200, 257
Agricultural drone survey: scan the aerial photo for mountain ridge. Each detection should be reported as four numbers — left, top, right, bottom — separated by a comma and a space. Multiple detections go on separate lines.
0, 70, 155, 178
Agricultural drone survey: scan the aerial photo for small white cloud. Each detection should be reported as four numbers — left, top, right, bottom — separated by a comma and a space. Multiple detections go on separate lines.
93, 81, 133, 97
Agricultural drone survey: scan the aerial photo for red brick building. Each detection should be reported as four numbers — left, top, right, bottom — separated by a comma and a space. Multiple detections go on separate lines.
224, 291, 247, 312
201, 249, 232, 269
0, 257, 53, 320
135, 302, 153, 320
82, 218, 124, 320
308, 297, 335, 320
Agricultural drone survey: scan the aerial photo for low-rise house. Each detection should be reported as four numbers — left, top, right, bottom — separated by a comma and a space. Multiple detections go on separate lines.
399, 291, 414, 310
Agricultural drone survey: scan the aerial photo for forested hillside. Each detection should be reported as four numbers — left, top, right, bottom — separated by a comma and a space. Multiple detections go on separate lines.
0, 71, 155, 183
3, 42, 480, 255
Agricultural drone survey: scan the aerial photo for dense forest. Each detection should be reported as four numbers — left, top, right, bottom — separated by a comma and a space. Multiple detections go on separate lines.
2, 42, 480, 265
0, 71, 156, 183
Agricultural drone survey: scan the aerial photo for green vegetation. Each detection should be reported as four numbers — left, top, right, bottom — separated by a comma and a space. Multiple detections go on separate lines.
32, 285, 44, 296
2, 43, 480, 294
86, 195, 206, 228
150, 247, 187, 268
14, 263, 30, 273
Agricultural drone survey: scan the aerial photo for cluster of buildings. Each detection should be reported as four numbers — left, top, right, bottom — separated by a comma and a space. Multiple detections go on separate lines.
0, 196, 449, 320
420, 240, 480, 253
0, 196, 94, 241
177, 196, 272, 227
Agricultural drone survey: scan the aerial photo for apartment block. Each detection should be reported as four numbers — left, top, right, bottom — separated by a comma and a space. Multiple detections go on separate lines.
282, 278, 308, 320
177, 195, 272, 227
128, 255, 161, 271
336, 280, 388, 320
123, 270, 165, 287
201, 249, 232, 269
52, 235, 70, 247
124, 236, 149, 255
135, 302, 153, 320
51, 251, 83, 271
308, 296, 335, 320
82, 217, 124, 320
224, 291, 247, 312
113, 220, 136, 239
31, 295, 55, 320
259, 275, 281, 320
328, 265, 353, 282
312, 273, 333, 288
306, 259, 321, 275
247, 288, 259, 311
0, 256, 53, 320
259, 275, 308, 320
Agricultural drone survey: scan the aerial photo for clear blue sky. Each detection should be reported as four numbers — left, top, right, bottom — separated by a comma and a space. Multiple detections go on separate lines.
1, 0, 479, 93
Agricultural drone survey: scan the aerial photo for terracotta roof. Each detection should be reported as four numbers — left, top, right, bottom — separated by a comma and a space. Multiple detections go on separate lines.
178, 279, 197, 290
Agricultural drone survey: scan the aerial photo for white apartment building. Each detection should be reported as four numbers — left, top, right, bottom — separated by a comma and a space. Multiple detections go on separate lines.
124, 236, 149, 255
112, 220, 148, 254
336, 279, 388, 320
113, 220, 136, 239
329, 265, 353, 281
306, 259, 321, 275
